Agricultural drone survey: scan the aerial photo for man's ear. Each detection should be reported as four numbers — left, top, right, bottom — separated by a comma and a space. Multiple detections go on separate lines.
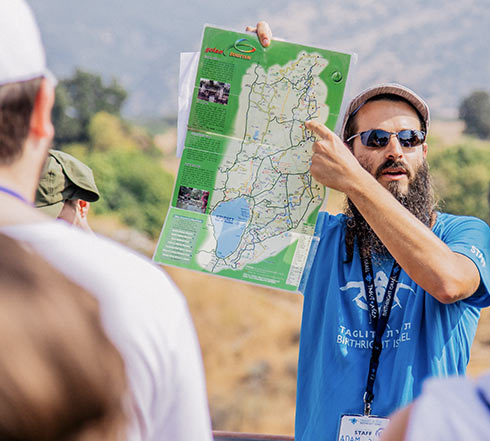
29, 78, 55, 139
76, 200, 90, 219
422, 142, 428, 158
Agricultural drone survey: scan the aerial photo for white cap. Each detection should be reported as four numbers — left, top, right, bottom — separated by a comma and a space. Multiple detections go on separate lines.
0, 0, 55, 86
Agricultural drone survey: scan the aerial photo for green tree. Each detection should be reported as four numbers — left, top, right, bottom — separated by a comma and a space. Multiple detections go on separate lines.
88, 112, 138, 152
92, 150, 173, 237
54, 70, 173, 238
63, 145, 173, 238
430, 141, 490, 224
52, 69, 127, 146
459, 90, 490, 139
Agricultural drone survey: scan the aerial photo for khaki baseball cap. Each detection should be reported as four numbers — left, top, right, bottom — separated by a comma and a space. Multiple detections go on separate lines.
0, 0, 56, 86
340, 83, 430, 140
36, 150, 100, 218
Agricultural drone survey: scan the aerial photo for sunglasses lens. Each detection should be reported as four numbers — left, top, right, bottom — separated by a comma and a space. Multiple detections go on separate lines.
361, 129, 390, 147
358, 129, 426, 147
398, 130, 425, 147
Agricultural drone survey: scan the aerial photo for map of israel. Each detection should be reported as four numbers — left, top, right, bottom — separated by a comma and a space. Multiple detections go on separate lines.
197, 52, 329, 280
153, 26, 353, 291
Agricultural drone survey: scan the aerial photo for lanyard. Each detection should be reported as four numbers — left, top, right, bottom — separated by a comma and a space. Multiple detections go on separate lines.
0, 185, 32, 206
360, 252, 401, 416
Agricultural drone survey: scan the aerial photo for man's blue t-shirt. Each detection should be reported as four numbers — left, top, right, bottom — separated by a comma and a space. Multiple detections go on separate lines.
296, 212, 490, 441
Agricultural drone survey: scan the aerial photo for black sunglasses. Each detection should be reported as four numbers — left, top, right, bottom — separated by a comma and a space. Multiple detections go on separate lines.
346, 129, 426, 148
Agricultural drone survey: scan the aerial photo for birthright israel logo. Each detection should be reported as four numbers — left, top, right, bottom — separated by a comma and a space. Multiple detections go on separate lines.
340, 270, 415, 313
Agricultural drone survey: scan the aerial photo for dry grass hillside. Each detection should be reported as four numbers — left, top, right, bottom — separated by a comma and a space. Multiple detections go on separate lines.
98, 120, 489, 436
166, 267, 302, 434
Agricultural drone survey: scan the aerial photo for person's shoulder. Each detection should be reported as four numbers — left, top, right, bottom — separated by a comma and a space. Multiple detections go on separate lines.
434, 211, 490, 236
3, 221, 184, 306
436, 211, 489, 228
316, 211, 347, 235
417, 373, 490, 418
422, 374, 472, 391
10, 221, 155, 265
407, 374, 490, 441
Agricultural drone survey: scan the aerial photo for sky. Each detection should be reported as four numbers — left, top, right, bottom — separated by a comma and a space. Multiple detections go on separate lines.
29, 0, 490, 118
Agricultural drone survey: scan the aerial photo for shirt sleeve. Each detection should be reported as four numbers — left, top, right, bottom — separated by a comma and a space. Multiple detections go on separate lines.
406, 375, 490, 441
442, 215, 490, 307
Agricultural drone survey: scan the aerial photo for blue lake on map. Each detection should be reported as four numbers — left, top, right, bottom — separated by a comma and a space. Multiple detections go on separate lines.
211, 198, 250, 259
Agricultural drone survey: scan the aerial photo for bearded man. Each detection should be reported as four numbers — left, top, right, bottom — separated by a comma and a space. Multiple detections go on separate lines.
250, 22, 490, 441
299, 86, 490, 441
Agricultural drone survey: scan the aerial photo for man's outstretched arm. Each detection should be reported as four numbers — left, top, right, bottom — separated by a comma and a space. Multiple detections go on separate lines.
306, 120, 482, 304
246, 21, 484, 303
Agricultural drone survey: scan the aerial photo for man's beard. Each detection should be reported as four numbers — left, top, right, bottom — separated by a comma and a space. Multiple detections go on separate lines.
344, 158, 435, 261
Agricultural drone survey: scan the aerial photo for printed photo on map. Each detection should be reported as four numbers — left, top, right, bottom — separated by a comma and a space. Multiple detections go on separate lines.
176, 186, 209, 214
198, 78, 231, 105
154, 26, 356, 292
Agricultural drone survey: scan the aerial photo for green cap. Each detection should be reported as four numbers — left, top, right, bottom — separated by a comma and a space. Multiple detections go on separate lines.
35, 150, 100, 218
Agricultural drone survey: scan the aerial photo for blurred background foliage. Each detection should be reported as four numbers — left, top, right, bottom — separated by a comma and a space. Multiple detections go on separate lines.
53, 68, 127, 146
430, 140, 490, 224
53, 69, 174, 238
459, 90, 490, 140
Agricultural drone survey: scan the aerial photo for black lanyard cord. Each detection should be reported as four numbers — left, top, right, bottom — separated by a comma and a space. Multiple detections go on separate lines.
360, 252, 401, 416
